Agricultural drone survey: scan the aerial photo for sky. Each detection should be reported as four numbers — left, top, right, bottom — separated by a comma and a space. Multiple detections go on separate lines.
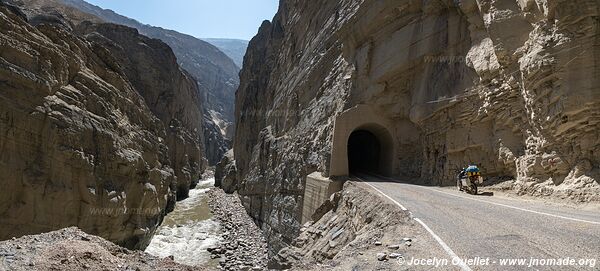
85, 0, 280, 40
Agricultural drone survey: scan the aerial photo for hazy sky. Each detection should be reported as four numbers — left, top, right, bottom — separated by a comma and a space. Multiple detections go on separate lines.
85, 0, 279, 40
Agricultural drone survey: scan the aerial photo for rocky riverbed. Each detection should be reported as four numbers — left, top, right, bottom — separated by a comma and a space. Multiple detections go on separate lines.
206, 189, 268, 270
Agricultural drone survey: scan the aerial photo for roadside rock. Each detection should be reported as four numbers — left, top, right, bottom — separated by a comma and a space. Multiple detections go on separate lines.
311, 192, 342, 223
387, 244, 400, 250
389, 253, 402, 259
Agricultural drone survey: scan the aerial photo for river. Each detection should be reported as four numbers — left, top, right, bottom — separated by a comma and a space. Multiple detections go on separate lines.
145, 177, 221, 268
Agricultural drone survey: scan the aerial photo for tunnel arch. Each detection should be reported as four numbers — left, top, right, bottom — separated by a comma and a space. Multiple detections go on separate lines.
330, 105, 396, 177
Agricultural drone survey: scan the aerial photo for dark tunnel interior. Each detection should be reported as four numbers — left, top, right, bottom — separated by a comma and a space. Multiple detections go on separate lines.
347, 129, 381, 174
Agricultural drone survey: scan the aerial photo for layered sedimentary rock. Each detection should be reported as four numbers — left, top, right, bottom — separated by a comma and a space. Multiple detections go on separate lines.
0, 2, 205, 249
235, 0, 600, 253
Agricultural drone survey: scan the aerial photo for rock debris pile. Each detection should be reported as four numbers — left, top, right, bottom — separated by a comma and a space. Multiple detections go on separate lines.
207, 189, 268, 270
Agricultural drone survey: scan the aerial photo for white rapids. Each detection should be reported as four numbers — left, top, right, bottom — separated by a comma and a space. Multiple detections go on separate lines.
145, 177, 221, 268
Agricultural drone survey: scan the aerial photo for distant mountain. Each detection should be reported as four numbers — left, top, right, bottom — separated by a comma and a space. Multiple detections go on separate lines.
56, 0, 235, 164
203, 38, 249, 68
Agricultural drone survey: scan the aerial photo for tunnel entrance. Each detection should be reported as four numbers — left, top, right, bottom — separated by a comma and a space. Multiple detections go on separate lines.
347, 130, 381, 174
330, 105, 396, 177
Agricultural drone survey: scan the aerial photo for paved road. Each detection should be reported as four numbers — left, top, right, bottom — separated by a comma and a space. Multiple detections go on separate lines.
355, 174, 600, 271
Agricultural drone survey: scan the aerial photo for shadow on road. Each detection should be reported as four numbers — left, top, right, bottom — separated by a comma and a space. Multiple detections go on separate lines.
351, 172, 425, 185
477, 192, 494, 196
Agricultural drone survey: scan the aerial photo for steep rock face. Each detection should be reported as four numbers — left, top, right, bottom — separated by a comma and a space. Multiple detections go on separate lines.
235, 0, 360, 253
74, 22, 206, 199
0, 2, 205, 249
235, 0, 600, 253
56, 0, 236, 164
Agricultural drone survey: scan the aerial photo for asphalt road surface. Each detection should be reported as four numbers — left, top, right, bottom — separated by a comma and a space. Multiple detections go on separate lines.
355, 174, 600, 271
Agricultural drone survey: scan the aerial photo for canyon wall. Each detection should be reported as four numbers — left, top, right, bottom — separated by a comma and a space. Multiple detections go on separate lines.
234, 0, 600, 254
57, 0, 236, 165
0, 2, 205, 249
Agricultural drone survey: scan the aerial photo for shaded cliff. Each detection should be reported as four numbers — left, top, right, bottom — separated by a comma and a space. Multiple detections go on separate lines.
234, 0, 600, 254
0, 2, 206, 249
57, 0, 236, 164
